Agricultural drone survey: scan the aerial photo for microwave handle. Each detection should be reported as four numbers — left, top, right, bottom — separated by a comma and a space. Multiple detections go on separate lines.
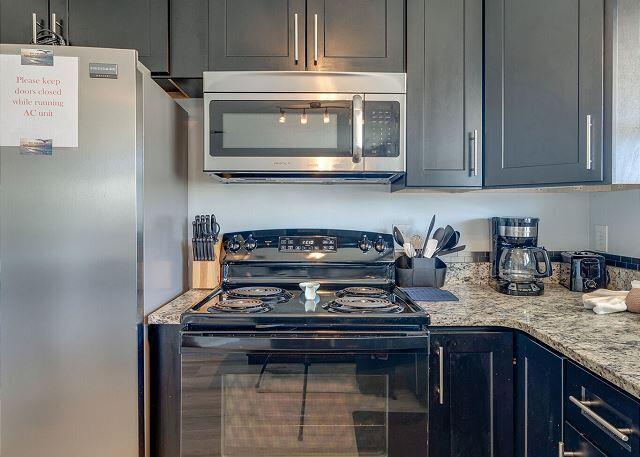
352, 95, 363, 163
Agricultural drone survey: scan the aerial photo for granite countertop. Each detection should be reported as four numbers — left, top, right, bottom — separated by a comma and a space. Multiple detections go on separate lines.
148, 284, 640, 399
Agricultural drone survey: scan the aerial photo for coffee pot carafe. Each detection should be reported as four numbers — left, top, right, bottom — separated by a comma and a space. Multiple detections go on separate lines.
498, 247, 552, 283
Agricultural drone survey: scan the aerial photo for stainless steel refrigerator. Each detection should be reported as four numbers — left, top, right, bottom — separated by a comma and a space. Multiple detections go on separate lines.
0, 44, 188, 457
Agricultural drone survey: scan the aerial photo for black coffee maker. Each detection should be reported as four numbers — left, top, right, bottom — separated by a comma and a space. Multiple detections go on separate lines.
490, 217, 552, 296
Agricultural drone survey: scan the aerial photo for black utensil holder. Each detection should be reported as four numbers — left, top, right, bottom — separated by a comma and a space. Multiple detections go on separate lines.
395, 256, 447, 288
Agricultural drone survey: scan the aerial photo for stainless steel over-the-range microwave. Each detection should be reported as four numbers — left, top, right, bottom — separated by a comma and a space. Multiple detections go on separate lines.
203, 71, 406, 183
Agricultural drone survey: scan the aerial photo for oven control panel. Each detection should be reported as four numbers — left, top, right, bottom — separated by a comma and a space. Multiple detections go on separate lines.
278, 236, 337, 252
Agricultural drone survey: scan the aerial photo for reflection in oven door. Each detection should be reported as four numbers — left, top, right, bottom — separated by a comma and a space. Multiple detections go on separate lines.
181, 351, 428, 457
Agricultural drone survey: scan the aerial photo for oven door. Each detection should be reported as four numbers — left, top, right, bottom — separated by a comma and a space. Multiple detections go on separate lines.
204, 93, 365, 173
180, 331, 429, 457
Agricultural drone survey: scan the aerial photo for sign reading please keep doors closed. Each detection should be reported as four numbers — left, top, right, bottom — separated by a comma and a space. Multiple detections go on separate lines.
0, 49, 78, 149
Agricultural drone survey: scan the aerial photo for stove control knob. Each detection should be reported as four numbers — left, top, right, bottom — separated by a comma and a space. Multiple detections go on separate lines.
358, 236, 372, 252
227, 236, 242, 252
244, 235, 257, 251
374, 236, 388, 253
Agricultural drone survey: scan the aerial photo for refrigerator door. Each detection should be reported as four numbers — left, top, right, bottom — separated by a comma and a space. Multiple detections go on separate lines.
0, 45, 142, 457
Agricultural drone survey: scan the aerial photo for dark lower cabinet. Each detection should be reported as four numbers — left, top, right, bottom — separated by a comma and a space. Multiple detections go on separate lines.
564, 423, 608, 457
48, 0, 169, 74
515, 332, 563, 457
406, 0, 483, 187
429, 330, 514, 457
0, 0, 48, 44
484, 0, 606, 187
306, 0, 404, 72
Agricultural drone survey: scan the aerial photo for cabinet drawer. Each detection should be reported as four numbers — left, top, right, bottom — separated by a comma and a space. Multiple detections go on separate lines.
565, 361, 639, 456
564, 422, 608, 457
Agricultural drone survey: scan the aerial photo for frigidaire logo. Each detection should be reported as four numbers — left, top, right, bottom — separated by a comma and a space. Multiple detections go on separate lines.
273, 161, 291, 166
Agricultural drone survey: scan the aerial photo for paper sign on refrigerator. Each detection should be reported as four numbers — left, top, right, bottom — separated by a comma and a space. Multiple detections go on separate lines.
0, 50, 78, 148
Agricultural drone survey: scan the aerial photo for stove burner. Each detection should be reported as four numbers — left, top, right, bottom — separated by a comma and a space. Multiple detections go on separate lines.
336, 287, 388, 298
324, 297, 404, 314
226, 286, 292, 304
228, 286, 285, 298
208, 299, 272, 314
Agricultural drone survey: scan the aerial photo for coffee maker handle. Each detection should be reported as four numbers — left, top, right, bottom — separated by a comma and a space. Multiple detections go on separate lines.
533, 248, 553, 277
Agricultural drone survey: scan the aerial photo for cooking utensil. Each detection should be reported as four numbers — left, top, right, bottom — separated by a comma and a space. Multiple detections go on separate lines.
403, 242, 416, 258
420, 215, 436, 257
393, 226, 406, 246
437, 245, 467, 256
424, 239, 439, 258
438, 225, 455, 251
410, 234, 423, 255
432, 227, 445, 246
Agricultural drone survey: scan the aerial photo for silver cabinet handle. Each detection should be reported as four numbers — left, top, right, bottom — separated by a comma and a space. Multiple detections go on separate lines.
32, 12, 38, 43
314, 13, 318, 65
558, 441, 582, 457
293, 13, 299, 65
470, 129, 479, 177
569, 395, 631, 442
51, 13, 57, 34
437, 346, 444, 404
586, 114, 593, 170
352, 95, 363, 163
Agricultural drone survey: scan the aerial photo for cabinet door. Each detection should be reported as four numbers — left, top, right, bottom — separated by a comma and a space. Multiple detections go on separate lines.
429, 331, 514, 457
50, 0, 169, 74
485, 0, 604, 186
209, 0, 305, 71
515, 333, 564, 457
0, 0, 48, 45
563, 423, 608, 457
306, 0, 404, 72
170, 0, 209, 78
406, 0, 482, 187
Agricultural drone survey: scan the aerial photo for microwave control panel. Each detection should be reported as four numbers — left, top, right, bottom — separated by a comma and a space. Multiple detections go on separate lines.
363, 101, 400, 157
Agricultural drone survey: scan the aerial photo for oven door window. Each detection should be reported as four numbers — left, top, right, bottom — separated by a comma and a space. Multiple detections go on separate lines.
181, 350, 428, 457
209, 100, 353, 157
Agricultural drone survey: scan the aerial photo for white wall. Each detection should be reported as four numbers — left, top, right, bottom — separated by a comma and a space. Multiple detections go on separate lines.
179, 99, 591, 252
589, 189, 640, 257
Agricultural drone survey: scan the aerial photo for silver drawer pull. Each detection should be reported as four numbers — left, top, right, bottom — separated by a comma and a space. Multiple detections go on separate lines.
558, 441, 583, 457
437, 346, 444, 404
569, 395, 630, 442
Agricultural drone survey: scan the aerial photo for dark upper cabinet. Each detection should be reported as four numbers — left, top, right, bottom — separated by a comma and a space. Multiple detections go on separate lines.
209, 0, 306, 71
429, 331, 514, 457
0, 0, 48, 44
208, 0, 403, 72
48, 0, 169, 74
484, 0, 605, 187
170, 0, 209, 79
306, 0, 404, 72
406, 0, 482, 187
515, 333, 564, 457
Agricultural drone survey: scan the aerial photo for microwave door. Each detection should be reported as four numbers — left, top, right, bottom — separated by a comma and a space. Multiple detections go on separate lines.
203, 93, 365, 173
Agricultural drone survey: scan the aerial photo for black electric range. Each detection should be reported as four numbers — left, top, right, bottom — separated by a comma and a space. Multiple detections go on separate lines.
179, 230, 429, 457
182, 228, 430, 330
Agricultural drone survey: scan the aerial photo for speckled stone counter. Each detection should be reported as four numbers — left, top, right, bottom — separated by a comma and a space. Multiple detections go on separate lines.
147, 284, 640, 399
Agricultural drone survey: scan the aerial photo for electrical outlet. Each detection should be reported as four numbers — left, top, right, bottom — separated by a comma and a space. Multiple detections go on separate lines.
594, 225, 608, 252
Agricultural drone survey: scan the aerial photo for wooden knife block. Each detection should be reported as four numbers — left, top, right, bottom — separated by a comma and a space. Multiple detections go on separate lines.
192, 240, 223, 289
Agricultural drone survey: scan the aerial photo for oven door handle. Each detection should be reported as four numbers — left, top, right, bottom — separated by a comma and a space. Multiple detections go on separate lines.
181, 332, 429, 352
